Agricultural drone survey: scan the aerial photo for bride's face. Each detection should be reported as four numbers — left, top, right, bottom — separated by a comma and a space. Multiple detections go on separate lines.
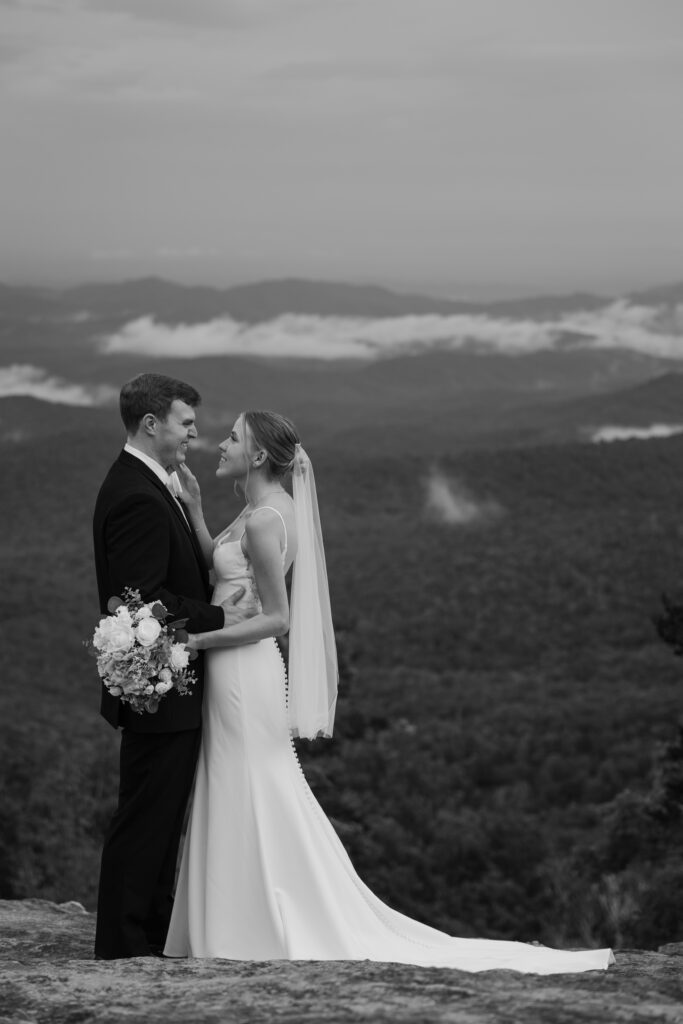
216, 417, 253, 480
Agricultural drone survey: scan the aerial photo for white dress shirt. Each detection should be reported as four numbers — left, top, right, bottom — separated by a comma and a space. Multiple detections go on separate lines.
124, 443, 189, 525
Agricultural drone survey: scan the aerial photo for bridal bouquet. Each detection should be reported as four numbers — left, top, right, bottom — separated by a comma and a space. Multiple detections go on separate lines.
86, 588, 197, 714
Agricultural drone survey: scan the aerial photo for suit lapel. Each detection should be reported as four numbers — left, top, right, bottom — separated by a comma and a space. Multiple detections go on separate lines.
117, 450, 205, 560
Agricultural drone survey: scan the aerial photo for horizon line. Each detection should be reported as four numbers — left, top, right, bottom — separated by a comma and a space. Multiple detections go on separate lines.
1, 271, 680, 305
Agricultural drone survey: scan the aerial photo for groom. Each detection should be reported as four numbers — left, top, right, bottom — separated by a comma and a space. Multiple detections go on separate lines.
93, 373, 245, 959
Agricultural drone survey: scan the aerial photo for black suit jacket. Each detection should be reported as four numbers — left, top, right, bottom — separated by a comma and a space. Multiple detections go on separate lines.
93, 449, 224, 733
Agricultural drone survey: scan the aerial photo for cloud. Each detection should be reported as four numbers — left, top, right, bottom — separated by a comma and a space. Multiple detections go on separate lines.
0, 364, 117, 405
1, 428, 29, 443
101, 315, 392, 360
155, 246, 221, 261
590, 424, 683, 443
0, 0, 320, 105
99, 300, 683, 362
424, 468, 502, 526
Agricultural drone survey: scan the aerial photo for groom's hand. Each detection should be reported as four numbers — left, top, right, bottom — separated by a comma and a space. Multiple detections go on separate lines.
220, 588, 258, 627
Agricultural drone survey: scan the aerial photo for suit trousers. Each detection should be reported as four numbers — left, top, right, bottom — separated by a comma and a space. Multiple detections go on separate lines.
94, 727, 201, 959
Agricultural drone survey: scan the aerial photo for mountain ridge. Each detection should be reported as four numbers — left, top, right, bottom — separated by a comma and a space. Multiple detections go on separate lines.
0, 274, 669, 324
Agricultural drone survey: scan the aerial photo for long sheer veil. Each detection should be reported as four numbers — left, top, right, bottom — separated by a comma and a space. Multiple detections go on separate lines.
288, 445, 338, 739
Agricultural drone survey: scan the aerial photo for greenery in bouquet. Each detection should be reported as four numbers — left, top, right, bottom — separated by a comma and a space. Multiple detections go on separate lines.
86, 587, 198, 714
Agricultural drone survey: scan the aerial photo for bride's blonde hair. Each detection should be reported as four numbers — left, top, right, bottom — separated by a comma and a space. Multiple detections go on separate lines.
243, 410, 300, 478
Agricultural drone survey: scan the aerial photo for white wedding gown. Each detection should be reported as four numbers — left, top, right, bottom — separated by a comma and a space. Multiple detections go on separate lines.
164, 512, 614, 972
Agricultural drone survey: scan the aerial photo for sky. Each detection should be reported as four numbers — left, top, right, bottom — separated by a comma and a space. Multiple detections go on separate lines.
2, 0, 683, 297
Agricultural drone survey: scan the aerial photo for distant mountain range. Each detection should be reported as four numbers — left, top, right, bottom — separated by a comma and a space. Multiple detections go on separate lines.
482, 370, 683, 449
2, 275, 682, 324
2, 275, 682, 448
318, 367, 683, 457
4, 363, 683, 460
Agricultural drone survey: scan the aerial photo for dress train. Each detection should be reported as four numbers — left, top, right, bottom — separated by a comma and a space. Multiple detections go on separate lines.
165, 527, 614, 973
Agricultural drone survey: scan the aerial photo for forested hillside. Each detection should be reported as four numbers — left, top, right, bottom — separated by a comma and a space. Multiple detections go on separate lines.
2, 399, 683, 949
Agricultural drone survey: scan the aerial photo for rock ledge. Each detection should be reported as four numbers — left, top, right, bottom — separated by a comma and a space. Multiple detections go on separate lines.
1, 899, 682, 1023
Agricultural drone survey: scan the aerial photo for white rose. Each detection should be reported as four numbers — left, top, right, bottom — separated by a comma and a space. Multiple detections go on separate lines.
135, 606, 153, 620
169, 644, 190, 672
114, 606, 133, 627
108, 685, 123, 696
135, 617, 162, 647
92, 619, 110, 651
93, 616, 135, 655
158, 667, 173, 683
144, 684, 155, 695
155, 680, 173, 695
96, 656, 110, 678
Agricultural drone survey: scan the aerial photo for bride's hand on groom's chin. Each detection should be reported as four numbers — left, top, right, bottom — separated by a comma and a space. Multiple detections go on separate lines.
176, 463, 202, 509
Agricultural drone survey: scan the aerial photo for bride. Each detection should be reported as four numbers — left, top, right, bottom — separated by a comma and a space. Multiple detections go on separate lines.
164, 410, 614, 973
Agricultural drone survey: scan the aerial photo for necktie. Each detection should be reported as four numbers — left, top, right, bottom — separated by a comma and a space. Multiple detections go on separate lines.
166, 473, 190, 526
167, 471, 183, 499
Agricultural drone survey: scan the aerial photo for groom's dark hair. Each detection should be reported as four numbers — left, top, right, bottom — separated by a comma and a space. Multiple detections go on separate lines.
120, 373, 201, 434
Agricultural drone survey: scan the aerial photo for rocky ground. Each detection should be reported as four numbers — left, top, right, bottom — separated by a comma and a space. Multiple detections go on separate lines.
1, 900, 683, 1023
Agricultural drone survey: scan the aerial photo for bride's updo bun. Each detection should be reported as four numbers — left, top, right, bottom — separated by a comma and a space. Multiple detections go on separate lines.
244, 410, 300, 478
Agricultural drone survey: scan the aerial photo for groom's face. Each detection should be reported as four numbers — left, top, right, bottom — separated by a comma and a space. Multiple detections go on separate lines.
155, 399, 198, 468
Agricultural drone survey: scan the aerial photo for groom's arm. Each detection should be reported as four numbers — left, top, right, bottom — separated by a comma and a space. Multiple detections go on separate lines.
104, 493, 225, 633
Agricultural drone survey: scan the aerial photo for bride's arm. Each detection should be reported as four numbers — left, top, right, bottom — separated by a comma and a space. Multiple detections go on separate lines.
190, 512, 289, 649
186, 509, 214, 568
175, 463, 215, 568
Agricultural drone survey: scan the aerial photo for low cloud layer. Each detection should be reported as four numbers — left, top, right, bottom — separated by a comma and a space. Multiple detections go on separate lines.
590, 423, 683, 443
0, 364, 117, 406
1, 429, 29, 444
100, 300, 683, 361
424, 469, 502, 526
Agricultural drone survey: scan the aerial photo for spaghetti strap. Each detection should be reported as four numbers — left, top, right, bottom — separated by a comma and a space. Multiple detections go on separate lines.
249, 505, 288, 557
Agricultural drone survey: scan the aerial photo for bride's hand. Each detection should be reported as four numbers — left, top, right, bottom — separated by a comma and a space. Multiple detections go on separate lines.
176, 463, 202, 511
185, 633, 202, 652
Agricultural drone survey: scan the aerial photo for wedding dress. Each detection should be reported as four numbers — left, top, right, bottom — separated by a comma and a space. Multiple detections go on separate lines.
164, 509, 614, 972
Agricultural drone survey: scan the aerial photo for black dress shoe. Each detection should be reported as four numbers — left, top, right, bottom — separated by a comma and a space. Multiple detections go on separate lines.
94, 949, 165, 960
